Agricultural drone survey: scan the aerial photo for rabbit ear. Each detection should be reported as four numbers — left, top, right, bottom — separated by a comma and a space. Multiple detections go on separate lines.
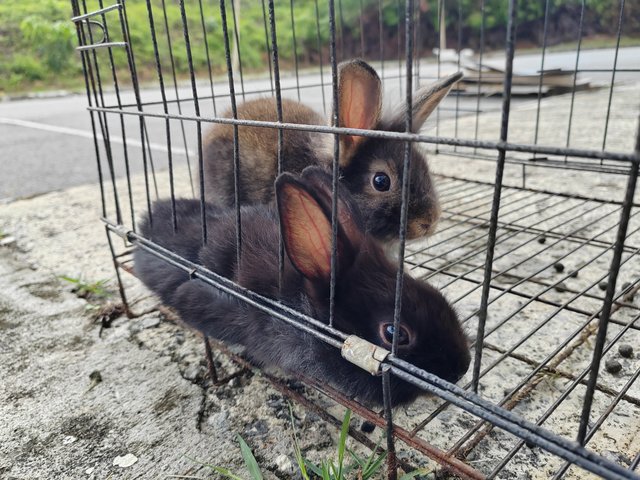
276, 172, 358, 284
410, 71, 463, 132
300, 166, 364, 249
337, 60, 382, 167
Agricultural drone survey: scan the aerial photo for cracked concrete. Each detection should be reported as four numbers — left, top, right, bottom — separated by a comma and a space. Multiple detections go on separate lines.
0, 186, 356, 479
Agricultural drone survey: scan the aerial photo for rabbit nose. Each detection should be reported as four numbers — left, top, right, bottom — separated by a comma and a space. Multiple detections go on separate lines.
407, 221, 431, 239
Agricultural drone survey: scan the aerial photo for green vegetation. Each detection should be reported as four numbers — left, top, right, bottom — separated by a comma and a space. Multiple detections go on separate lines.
0, 1, 77, 92
300, 409, 387, 480
0, 0, 353, 94
1, 0, 638, 95
59, 275, 111, 301
187, 408, 426, 480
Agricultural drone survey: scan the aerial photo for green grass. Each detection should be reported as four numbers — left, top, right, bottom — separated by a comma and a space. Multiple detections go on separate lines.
59, 275, 111, 300
187, 408, 412, 480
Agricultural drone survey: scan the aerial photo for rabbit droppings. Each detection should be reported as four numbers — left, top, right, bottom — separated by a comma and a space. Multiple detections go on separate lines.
135, 167, 470, 407
202, 59, 463, 244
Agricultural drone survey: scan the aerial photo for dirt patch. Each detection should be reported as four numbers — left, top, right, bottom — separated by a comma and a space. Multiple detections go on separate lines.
153, 387, 186, 415
59, 414, 112, 443
5, 388, 35, 403
0, 303, 19, 330
0, 317, 18, 331
24, 280, 64, 302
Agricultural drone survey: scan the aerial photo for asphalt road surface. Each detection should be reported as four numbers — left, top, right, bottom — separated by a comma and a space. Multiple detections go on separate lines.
1, 47, 638, 201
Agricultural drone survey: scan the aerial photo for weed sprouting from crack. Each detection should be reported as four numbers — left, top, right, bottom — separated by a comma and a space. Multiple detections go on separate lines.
59, 275, 123, 335
183, 408, 408, 480
59, 275, 112, 301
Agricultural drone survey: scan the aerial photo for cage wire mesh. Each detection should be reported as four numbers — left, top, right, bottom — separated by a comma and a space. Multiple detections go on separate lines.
69, 0, 640, 478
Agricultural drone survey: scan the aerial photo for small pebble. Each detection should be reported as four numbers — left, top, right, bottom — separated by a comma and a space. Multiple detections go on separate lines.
618, 344, 634, 358
113, 453, 138, 468
599, 281, 608, 291
245, 419, 269, 436
361, 420, 376, 433
275, 454, 294, 473
553, 262, 565, 273
622, 282, 631, 290
537, 236, 546, 244
0, 236, 16, 247
266, 395, 286, 410
605, 359, 622, 374
397, 452, 412, 462
555, 282, 567, 293
569, 270, 579, 278
183, 365, 200, 381
305, 412, 321, 423
140, 316, 161, 329
208, 410, 229, 429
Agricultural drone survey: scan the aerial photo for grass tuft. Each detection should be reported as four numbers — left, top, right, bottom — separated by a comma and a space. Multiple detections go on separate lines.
59, 275, 111, 301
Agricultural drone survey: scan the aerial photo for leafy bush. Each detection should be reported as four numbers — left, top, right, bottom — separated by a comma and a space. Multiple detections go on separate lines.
9, 54, 46, 80
0, 0, 638, 94
20, 15, 75, 72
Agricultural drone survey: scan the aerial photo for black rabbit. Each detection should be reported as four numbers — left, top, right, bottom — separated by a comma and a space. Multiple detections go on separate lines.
202, 59, 463, 243
135, 167, 470, 407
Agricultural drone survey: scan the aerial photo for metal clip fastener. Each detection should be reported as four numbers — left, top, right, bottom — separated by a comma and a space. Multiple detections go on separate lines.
105, 221, 130, 240
341, 335, 390, 375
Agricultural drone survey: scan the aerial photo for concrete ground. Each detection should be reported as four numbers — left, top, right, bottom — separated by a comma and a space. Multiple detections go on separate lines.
1, 63, 639, 478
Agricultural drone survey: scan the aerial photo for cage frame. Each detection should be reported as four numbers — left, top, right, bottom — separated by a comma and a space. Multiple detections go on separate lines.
69, 0, 640, 478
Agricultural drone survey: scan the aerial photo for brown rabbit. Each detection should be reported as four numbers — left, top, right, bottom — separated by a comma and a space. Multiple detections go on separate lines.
203, 59, 462, 242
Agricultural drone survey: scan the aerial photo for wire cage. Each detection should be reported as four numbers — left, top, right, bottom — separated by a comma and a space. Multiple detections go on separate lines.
69, 0, 640, 478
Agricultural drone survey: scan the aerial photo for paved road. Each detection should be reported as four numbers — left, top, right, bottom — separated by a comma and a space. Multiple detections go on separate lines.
1, 47, 638, 201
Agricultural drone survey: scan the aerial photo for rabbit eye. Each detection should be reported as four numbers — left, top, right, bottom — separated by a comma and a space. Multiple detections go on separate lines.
380, 323, 411, 346
372, 172, 391, 192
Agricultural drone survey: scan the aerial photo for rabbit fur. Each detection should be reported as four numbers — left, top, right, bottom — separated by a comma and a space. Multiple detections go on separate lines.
135, 167, 470, 407
202, 59, 463, 243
